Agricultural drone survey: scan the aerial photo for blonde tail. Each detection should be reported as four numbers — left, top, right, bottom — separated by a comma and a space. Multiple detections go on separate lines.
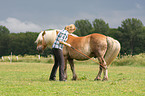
105, 37, 121, 66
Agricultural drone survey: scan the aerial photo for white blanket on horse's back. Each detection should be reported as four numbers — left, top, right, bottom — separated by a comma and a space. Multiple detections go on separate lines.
69, 33, 78, 37
56, 29, 78, 37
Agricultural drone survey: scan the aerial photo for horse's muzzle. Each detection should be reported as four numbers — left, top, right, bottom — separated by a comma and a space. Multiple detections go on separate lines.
37, 46, 43, 53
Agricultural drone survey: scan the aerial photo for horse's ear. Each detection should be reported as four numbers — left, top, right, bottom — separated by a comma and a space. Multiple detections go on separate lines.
42, 31, 46, 36
56, 30, 59, 34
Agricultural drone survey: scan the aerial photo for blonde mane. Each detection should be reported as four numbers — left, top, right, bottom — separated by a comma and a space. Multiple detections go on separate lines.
35, 31, 43, 43
44, 30, 58, 48
35, 30, 57, 48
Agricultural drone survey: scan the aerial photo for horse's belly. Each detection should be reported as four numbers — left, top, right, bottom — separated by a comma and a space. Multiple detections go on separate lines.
70, 53, 90, 60
68, 47, 92, 60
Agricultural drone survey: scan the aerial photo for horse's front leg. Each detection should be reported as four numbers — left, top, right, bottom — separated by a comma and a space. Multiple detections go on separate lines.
64, 56, 68, 80
68, 58, 77, 80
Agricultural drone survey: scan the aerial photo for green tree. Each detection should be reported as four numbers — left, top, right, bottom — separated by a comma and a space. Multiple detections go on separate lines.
0, 25, 10, 57
8, 32, 39, 56
0, 25, 10, 34
93, 18, 109, 35
118, 18, 144, 55
74, 19, 93, 36
135, 26, 145, 53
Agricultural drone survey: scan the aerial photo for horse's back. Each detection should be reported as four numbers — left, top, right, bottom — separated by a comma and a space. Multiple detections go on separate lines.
90, 33, 106, 39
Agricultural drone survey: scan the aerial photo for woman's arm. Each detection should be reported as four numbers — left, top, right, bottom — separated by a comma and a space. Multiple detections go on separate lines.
59, 41, 71, 47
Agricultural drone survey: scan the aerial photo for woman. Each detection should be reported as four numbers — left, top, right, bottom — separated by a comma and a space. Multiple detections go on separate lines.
49, 24, 76, 81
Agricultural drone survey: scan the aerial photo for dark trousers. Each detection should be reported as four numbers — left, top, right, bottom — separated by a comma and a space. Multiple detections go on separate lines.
49, 48, 65, 81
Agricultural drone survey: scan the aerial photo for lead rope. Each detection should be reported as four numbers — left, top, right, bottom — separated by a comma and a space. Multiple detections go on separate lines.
70, 46, 106, 69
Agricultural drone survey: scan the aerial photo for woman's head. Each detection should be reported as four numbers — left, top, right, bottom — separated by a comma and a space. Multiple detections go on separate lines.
65, 24, 76, 33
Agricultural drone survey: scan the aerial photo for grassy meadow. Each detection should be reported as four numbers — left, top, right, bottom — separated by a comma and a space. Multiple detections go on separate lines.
0, 54, 145, 96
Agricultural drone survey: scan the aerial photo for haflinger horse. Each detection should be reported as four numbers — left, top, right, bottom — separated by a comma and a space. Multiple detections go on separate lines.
35, 30, 121, 81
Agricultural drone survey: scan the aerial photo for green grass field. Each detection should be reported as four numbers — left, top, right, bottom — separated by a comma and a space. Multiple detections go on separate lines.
0, 61, 145, 96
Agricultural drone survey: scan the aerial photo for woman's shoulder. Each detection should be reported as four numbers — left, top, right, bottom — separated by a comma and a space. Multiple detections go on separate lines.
60, 29, 68, 34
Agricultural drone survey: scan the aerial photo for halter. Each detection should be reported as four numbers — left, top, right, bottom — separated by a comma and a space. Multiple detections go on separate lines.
41, 35, 47, 50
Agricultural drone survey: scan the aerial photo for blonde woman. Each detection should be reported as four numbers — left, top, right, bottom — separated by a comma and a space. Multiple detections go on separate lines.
49, 24, 76, 81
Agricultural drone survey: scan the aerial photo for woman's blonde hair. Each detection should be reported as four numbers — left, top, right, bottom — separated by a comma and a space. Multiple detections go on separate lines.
65, 24, 76, 33
69, 24, 76, 31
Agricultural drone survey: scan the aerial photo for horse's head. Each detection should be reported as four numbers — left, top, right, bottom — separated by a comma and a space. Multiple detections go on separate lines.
35, 31, 47, 53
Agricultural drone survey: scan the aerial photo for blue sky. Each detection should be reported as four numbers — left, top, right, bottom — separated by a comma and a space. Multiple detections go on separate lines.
0, 0, 145, 32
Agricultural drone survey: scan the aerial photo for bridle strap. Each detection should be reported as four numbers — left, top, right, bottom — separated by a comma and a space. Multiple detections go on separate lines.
42, 36, 47, 48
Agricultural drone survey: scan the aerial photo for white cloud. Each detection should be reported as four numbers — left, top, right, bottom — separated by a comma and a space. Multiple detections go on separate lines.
0, 17, 42, 33
96, 9, 145, 28
42, 24, 66, 30
136, 3, 142, 9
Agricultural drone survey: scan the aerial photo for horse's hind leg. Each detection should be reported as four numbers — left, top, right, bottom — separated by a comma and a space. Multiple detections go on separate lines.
95, 57, 108, 81
100, 57, 108, 81
94, 65, 103, 80
68, 58, 77, 80
102, 67, 108, 81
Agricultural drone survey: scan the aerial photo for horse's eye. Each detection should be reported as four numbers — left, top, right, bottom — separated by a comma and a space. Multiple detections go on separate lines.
38, 41, 42, 44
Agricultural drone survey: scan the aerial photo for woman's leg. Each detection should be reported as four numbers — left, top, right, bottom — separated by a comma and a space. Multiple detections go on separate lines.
49, 48, 59, 80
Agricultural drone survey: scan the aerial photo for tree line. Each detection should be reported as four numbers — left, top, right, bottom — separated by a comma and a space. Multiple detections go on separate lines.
0, 18, 145, 57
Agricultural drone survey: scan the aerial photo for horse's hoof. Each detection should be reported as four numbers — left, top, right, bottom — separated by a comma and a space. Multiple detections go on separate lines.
72, 78, 77, 81
64, 76, 67, 80
72, 77, 77, 80
102, 78, 108, 81
72, 75, 77, 80
94, 78, 101, 81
